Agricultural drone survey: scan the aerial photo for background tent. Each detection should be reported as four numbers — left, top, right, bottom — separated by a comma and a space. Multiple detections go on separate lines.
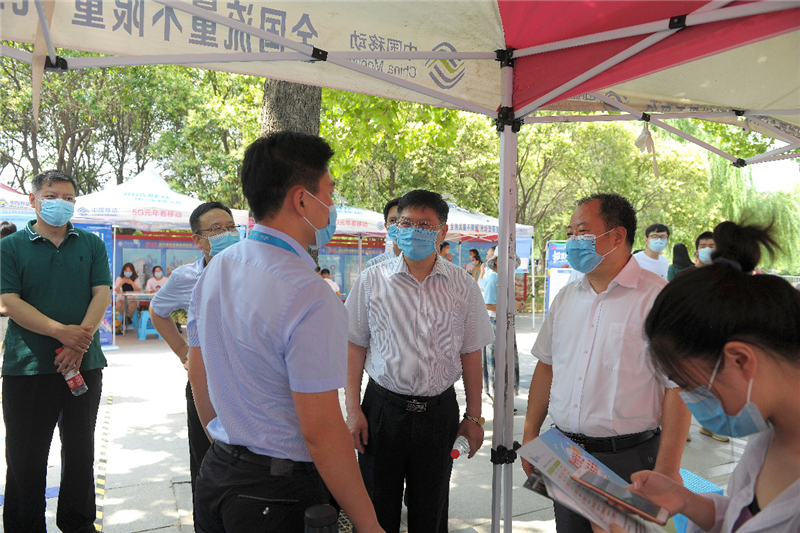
75, 169, 249, 230
4, 2, 800, 531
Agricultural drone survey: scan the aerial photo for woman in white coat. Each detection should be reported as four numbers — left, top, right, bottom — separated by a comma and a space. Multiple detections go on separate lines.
599, 221, 800, 533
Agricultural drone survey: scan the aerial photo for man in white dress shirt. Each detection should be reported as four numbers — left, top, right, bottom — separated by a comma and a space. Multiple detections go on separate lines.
187, 132, 382, 533
345, 189, 494, 533
522, 193, 690, 533
365, 198, 401, 269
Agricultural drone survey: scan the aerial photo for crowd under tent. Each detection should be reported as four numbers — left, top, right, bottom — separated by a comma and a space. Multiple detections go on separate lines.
3, 1, 800, 531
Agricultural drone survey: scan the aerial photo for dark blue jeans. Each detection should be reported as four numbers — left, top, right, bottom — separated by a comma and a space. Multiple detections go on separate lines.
3, 369, 103, 533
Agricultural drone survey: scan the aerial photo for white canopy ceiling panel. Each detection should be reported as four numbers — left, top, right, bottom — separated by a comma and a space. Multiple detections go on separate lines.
1, 0, 506, 111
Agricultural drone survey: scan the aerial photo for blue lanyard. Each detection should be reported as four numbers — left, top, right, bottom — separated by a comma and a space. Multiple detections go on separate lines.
248, 230, 300, 257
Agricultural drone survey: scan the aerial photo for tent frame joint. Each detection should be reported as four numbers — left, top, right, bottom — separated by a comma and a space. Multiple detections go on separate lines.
495, 48, 515, 68
732, 158, 747, 168
640, 112, 651, 122
44, 55, 69, 73
668, 14, 688, 30
734, 109, 746, 117
495, 107, 522, 133
311, 47, 328, 62
490, 441, 521, 465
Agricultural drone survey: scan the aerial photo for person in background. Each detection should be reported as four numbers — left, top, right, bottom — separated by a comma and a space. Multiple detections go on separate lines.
596, 221, 799, 533
315, 265, 321, 275
321, 268, 342, 297
0, 169, 112, 532
478, 245, 496, 291
0, 221, 18, 356
694, 231, 716, 267
439, 240, 452, 262
667, 243, 694, 281
465, 248, 482, 276
522, 193, 690, 533
187, 132, 383, 533
366, 197, 401, 269
148, 201, 239, 517
689, 230, 731, 443
114, 262, 140, 327
482, 253, 520, 403
345, 189, 493, 533
633, 223, 670, 279
145, 266, 168, 293
0, 220, 17, 238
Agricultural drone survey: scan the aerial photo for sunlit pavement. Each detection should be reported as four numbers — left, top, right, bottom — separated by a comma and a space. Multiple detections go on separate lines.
0, 314, 743, 533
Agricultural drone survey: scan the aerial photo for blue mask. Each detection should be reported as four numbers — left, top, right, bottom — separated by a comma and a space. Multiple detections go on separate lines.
386, 223, 398, 244
38, 197, 74, 227
208, 231, 240, 256
648, 238, 667, 254
397, 226, 439, 261
698, 247, 714, 264
679, 357, 769, 438
303, 190, 337, 250
124, 271, 133, 278
565, 229, 616, 274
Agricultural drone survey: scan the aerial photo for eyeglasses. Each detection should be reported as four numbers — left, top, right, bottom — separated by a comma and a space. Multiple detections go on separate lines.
196, 223, 239, 236
38, 194, 76, 204
396, 218, 445, 231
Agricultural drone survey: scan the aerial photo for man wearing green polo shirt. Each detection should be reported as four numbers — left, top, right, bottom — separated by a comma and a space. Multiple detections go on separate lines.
0, 170, 112, 533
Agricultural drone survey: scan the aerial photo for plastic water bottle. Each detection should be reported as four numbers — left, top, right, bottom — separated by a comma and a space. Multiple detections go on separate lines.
56, 348, 88, 396
451, 435, 470, 459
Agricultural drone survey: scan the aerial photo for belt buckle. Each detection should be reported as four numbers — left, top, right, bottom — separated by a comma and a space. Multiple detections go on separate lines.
406, 399, 427, 413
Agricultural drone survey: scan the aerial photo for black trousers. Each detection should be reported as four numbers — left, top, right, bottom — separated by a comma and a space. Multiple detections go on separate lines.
358, 383, 460, 533
187, 380, 211, 493
3, 369, 103, 533
554, 433, 661, 533
194, 442, 330, 533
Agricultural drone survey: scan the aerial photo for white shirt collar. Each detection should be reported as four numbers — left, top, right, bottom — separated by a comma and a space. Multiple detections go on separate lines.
251, 224, 316, 270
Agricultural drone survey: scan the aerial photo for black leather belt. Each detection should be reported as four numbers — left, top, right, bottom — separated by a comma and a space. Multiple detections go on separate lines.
214, 441, 316, 476
556, 427, 661, 453
368, 378, 454, 413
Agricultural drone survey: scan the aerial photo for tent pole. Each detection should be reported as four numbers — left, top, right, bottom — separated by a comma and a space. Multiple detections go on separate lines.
358, 233, 363, 274
491, 51, 518, 533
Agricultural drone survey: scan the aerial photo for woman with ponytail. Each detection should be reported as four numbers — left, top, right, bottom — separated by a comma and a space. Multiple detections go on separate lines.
597, 221, 800, 532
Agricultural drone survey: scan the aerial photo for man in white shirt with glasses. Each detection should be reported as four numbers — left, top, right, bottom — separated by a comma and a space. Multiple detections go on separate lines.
521, 193, 690, 533
345, 189, 494, 533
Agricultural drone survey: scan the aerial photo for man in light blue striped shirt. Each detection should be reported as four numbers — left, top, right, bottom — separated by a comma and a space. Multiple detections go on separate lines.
345, 189, 494, 533
187, 132, 383, 533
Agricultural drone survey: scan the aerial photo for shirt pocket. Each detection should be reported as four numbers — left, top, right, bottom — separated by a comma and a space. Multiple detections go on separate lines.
602, 323, 645, 375
432, 311, 457, 358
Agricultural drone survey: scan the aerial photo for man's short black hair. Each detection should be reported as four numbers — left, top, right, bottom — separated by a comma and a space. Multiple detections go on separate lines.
439, 241, 450, 252
576, 193, 636, 247
695, 231, 714, 251
397, 189, 449, 224
320, 268, 330, 276
645, 223, 670, 238
189, 202, 233, 234
0, 221, 17, 238
241, 131, 335, 221
383, 197, 401, 223
31, 169, 78, 196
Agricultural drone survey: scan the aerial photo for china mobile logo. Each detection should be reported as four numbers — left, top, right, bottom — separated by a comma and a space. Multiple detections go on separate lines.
426, 42, 466, 90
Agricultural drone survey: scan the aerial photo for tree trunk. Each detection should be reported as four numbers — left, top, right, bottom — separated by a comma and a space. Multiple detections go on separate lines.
260, 79, 323, 264
260, 79, 322, 137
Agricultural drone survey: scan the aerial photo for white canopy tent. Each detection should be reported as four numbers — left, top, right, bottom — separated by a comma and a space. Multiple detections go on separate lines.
75, 169, 249, 230
4, 2, 800, 530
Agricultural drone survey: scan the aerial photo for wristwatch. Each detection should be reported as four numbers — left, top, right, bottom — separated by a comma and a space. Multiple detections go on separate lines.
464, 414, 485, 427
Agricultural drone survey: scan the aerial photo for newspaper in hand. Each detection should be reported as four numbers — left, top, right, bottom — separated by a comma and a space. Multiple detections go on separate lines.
518, 428, 675, 533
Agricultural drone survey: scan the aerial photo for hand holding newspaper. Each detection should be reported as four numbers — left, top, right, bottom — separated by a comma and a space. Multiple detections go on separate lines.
518, 428, 676, 533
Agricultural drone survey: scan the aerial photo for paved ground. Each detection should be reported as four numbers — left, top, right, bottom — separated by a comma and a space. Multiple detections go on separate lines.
0, 313, 745, 533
